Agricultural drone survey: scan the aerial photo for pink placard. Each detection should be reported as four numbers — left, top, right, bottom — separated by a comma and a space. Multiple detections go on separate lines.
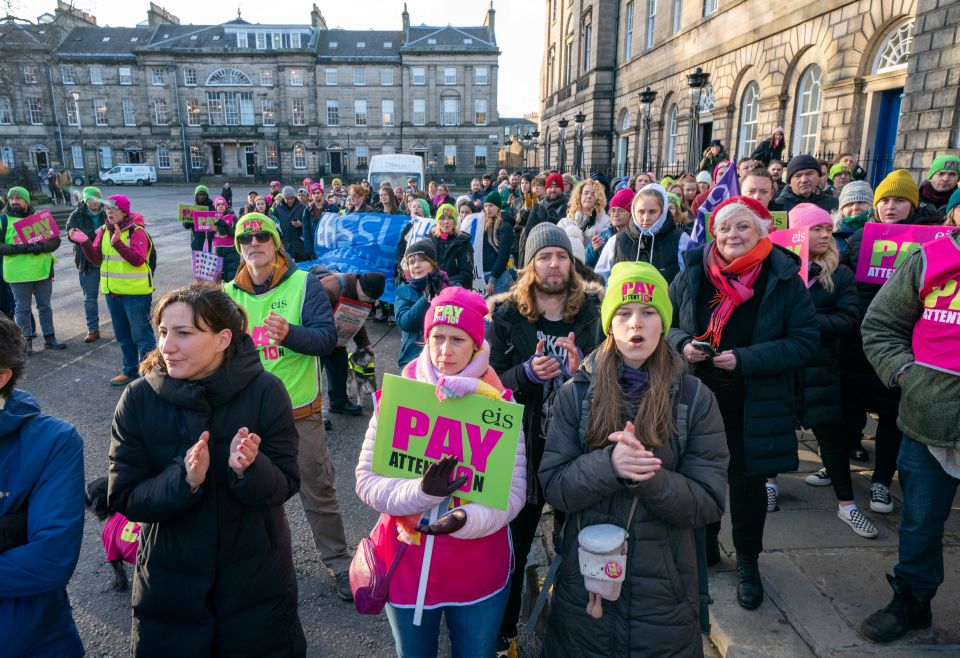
769, 227, 810, 286
212, 236, 235, 248
192, 211, 219, 232
854, 223, 949, 285
13, 209, 60, 245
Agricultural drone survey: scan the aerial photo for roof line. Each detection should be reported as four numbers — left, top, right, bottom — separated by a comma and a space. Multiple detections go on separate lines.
144, 24, 220, 48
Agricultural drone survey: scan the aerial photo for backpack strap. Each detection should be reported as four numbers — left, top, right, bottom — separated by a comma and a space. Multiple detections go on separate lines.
674, 375, 701, 461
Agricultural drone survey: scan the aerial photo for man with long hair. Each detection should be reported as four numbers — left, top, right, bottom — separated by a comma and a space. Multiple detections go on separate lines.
487, 222, 604, 655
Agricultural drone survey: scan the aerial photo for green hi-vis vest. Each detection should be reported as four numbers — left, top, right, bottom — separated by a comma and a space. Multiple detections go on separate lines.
100, 226, 154, 295
224, 268, 320, 409
1, 214, 55, 283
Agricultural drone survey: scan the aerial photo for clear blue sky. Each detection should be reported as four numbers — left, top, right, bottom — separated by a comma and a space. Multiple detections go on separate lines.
15, 0, 543, 117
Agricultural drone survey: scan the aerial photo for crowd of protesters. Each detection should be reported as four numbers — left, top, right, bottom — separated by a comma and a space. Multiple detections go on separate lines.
1, 146, 959, 658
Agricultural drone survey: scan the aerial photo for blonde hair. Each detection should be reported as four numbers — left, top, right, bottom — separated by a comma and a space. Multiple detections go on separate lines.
566, 180, 607, 220
946, 207, 960, 227
431, 205, 460, 237
811, 235, 840, 292
485, 205, 504, 248
511, 262, 586, 324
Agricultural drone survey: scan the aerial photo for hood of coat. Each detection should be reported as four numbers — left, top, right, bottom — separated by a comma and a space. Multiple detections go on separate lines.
0, 389, 41, 439
631, 184, 670, 237
144, 334, 265, 411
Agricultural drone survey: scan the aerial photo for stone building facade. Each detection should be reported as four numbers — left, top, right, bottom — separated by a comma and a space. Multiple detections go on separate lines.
540, 0, 959, 184
0, 2, 501, 187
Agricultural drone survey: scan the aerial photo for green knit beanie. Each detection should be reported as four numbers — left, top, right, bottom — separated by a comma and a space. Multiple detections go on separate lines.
483, 190, 503, 209
601, 261, 672, 335
7, 186, 29, 205
234, 213, 282, 253
927, 154, 960, 180
83, 186, 102, 202
194, 184, 210, 196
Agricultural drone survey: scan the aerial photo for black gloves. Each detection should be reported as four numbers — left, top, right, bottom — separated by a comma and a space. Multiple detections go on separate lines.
420, 455, 468, 497
416, 509, 467, 536
0, 511, 28, 554
425, 270, 447, 300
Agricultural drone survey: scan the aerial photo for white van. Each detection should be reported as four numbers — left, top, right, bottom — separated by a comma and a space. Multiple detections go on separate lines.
367, 154, 424, 191
99, 164, 157, 186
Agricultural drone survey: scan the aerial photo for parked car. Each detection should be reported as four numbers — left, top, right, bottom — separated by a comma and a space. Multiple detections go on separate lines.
99, 164, 157, 186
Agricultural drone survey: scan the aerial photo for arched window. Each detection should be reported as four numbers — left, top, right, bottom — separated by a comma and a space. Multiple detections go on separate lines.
737, 82, 760, 158
665, 105, 679, 166
874, 19, 914, 74
792, 65, 822, 155
620, 111, 631, 132
293, 143, 306, 169
205, 68, 252, 86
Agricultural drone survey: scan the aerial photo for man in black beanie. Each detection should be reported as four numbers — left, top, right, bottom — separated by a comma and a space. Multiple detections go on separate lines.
777, 154, 840, 212
318, 270, 385, 415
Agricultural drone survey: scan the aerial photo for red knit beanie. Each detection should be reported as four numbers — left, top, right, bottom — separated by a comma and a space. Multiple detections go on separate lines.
545, 173, 564, 190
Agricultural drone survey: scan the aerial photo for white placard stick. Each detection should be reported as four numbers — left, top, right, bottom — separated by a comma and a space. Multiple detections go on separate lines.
413, 501, 443, 626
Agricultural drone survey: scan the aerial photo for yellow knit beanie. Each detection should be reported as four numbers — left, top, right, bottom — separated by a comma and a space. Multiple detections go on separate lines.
873, 169, 918, 210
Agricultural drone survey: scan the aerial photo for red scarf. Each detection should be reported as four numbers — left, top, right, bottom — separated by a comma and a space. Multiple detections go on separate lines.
695, 238, 773, 347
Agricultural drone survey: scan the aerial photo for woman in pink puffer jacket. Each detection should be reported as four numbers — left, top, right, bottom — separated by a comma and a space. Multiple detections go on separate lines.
356, 286, 526, 657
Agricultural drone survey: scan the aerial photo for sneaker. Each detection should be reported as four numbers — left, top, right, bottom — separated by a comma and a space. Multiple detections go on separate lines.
870, 482, 894, 513
334, 571, 353, 602
765, 484, 779, 512
838, 506, 879, 539
805, 468, 832, 486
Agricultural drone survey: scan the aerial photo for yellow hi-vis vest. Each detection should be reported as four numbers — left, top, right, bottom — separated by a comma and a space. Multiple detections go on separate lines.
100, 226, 154, 295
224, 269, 320, 409
1, 214, 56, 283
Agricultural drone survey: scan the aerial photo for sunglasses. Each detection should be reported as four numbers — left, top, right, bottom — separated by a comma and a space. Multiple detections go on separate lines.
237, 231, 272, 245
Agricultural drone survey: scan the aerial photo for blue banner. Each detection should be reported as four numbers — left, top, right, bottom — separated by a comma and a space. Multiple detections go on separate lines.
685, 163, 741, 251
297, 212, 412, 303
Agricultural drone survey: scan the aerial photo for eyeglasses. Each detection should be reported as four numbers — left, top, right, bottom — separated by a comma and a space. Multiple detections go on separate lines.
237, 231, 272, 246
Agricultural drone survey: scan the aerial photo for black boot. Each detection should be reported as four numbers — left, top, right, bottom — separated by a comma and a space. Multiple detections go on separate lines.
736, 554, 764, 610
26, 337, 33, 356
860, 574, 932, 643
43, 334, 67, 350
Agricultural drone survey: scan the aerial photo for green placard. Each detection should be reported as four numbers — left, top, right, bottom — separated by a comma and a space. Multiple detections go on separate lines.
704, 210, 788, 241
373, 373, 523, 511
178, 203, 205, 225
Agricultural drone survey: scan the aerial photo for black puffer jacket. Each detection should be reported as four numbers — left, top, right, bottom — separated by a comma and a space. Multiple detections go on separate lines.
430, 231, 474, 289
539, 353, 728, 657
668, 245, 819, 476
749, 138, 785, 166
108, 337, 305, 658
796, 263, 859, 427
776, 187, 839, 213
488, 284, 604, 504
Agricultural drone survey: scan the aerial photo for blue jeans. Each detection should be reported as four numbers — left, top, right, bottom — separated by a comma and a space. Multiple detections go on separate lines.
105, 294, 156, 376
78, 268, 101, 331
10, 278, 54, 337
894, 434, 960, 598
385, 584, 508, 658
484, 269, 515, 295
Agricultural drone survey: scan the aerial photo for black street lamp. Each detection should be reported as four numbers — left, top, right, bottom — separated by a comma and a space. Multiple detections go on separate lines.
638, 86, 657, 173
558, 117, 569, 173
686, 67, 710, 172
532, 129, 540, 169
574, 111, 586, 178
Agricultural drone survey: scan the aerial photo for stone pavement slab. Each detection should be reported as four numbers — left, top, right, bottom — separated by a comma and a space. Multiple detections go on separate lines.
708, 431, 960, 657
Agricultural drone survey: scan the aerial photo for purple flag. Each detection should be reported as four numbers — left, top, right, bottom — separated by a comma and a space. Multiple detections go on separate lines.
684, 163, 741, 250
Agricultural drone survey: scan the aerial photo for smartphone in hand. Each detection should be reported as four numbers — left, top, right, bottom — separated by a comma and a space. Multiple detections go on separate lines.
690, 340, 718, 358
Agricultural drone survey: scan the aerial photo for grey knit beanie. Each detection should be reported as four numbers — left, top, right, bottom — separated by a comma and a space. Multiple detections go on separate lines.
282, 186, 296, 198
838, 180, 873, 209
524, 222, 573, 264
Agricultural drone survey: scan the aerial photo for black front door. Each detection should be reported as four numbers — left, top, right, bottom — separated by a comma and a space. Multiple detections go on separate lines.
329, 151, 342, 175
245, 148, 256, 176
212, 144, 223, 175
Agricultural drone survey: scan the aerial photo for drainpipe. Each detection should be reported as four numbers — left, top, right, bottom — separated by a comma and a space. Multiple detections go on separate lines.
47, 65, 66, 168
170, 64, 189, 183
609, 1, 622, 178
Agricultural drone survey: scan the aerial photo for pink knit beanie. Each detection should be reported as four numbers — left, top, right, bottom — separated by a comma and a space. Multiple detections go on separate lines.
423, 287, 488, 349
609, 188, 635, 212
788, 203, 833, 230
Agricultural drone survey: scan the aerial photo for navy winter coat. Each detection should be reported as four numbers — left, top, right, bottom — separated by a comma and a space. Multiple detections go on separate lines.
0, 389, 85, 658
